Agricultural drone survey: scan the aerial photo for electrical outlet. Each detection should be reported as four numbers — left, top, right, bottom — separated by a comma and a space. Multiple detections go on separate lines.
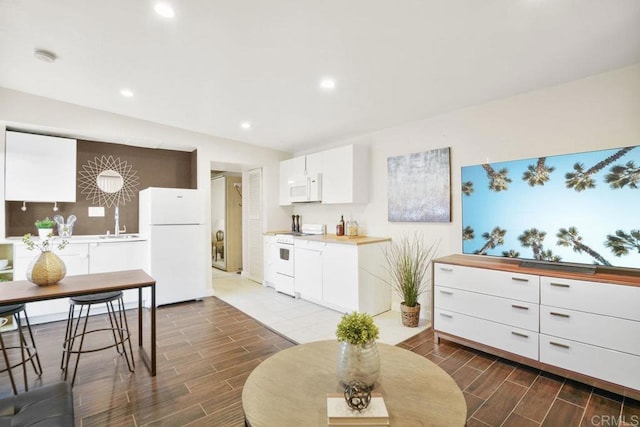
88, 206, 105, 217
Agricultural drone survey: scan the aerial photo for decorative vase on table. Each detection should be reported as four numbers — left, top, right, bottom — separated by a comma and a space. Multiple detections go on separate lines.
27, 251, 66, 286
335, 311, 381, 391
337, 340, 380, 390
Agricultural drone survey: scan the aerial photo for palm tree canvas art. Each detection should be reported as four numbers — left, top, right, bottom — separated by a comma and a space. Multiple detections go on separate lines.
461, 146, 640, 269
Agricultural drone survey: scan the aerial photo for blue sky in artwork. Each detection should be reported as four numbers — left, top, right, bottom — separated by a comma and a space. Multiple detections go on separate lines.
461, 146, 640, 269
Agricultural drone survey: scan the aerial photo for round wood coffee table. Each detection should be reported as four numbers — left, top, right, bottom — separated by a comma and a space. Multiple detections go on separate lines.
242, 340, 467, 426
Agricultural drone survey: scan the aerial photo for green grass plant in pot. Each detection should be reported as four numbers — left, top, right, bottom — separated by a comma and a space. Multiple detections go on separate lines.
383, 234, 438, 327
336, 311, 380, 390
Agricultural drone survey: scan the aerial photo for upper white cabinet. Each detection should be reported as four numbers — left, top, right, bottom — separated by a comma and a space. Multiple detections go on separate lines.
5, 131, 77, 202
278, 144, 369, 205
279, 152, 323, 206
321, 145, 369, 204
279, 159, 294, 206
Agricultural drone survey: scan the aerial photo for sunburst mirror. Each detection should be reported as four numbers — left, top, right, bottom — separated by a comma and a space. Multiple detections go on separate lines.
78, 155, 140, 207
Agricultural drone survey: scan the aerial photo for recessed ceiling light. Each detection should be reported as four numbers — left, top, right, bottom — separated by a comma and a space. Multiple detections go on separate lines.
120, 89, 134, 98
34, 49, 57, 63
320, 77, 336, 90
241, 122, 252, 130
154, 3, 175, 18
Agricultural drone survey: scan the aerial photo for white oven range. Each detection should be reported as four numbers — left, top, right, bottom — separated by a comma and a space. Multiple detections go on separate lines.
273, 224, 325, 297
274, 234, 296, 297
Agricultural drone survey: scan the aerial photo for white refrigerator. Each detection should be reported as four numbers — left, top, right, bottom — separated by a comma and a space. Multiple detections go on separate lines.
139, 187, 207, 306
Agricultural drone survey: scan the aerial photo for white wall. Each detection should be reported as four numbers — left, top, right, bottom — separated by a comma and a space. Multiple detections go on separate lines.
292, 63, 640, 317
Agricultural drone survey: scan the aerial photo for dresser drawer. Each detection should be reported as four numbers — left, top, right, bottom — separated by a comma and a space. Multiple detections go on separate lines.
434, 308, 538, 360
541, 277, 640, 321
540, 335, 640, 391
540, 306, 640, 356
435, 286, 539, 332
434, 263, 539, 303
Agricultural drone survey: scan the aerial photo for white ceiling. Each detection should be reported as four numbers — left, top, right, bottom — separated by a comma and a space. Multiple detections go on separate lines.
1, 0, 639, 153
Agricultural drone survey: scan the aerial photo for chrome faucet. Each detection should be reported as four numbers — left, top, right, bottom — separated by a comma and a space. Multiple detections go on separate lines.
114, 206, 126, 236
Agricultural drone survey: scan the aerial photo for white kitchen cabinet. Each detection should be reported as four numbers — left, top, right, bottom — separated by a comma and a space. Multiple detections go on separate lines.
279, 153, 323, 206
13, 239, 147, 324
15, 242, 89, 323
322, 243, 358, 311
279, 159, 294, 206
307, 239, 390, 315
321, 144, 369, 204
294, 240, 324, 302
263, 235, 278, 288
5, 131, 77, 202
89, 240, 148, 304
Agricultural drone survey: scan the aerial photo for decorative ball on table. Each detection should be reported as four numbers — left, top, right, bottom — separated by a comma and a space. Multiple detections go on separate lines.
344, 380, 372, 411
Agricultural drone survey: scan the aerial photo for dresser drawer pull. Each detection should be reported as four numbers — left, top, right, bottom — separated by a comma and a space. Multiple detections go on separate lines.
511, 331, 529, 339
550, 341, 570, 349
511, 277, 529, 282
550, 282, 570, 288
550, 312, 570, 318
439, 267, 453, 272
439, 290, 453, 295
511, 304, 529, 310
439, 313, 453, 318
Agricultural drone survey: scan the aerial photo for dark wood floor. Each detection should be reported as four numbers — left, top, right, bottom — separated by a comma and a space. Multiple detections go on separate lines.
1, 297, 638, 426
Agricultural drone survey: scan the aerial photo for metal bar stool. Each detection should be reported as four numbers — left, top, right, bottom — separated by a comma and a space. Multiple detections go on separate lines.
0, 304, 43, 395
61, 291, 134, 386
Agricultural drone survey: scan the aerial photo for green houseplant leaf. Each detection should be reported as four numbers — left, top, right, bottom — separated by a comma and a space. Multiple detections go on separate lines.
382, 235, 438, 307
336, 312, 379, 346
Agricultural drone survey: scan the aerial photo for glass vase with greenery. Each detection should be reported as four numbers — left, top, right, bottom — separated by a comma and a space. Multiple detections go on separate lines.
336, 312, 380, 389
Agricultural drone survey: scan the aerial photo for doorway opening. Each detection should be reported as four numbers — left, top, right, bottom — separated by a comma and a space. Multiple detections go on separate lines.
211, 171, 242, 273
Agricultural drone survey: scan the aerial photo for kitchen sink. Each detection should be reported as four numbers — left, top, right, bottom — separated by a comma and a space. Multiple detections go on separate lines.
99, 234, 140, 239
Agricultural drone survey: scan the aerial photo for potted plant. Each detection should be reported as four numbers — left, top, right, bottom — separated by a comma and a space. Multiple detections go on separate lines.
22, 233, 68, 286
382, 234, 438, 327
335, 312, 380, 390
35, 217, 56, 240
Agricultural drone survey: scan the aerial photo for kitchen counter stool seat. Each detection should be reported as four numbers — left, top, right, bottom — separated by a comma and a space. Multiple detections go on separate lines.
0, 304, 43, 395
61, 291, 134, 386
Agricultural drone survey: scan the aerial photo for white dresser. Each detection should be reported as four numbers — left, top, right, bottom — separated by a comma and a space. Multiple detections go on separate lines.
433, 254, 640, 400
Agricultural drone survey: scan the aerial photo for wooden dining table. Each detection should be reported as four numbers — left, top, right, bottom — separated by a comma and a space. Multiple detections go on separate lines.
0, 269, 157, 376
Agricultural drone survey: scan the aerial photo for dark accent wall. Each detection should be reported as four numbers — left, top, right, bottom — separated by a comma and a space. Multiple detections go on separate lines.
6, 139, 196, 237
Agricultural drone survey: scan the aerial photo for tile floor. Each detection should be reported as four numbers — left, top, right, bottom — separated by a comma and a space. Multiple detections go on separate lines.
211, 268, 429, 345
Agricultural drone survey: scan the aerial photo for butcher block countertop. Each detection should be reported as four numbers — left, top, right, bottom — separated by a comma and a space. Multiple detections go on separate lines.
298, 233, 390, 245
264, 231, 390, 245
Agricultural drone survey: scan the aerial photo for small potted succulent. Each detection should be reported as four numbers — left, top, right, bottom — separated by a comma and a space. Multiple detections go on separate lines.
35, 217, 56, 240
336, 312, 380, 390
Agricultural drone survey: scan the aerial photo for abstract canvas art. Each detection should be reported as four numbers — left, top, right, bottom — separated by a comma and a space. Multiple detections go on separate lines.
387, 147, 451, 222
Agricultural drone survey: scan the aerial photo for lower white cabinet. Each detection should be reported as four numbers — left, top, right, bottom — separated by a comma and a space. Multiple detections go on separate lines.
434, 308, 539, 360
294, 240, 323, 302
13, 240, 147, 324
293, 239, 391, 315
434, 254, 640, 400
539, 334, 640, 391
435, 285, 539, 332
14, 243, 89, 323
89, 241, 148, 304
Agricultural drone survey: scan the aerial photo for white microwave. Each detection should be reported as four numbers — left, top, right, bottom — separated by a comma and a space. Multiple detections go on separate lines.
289, 173, 322, 203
